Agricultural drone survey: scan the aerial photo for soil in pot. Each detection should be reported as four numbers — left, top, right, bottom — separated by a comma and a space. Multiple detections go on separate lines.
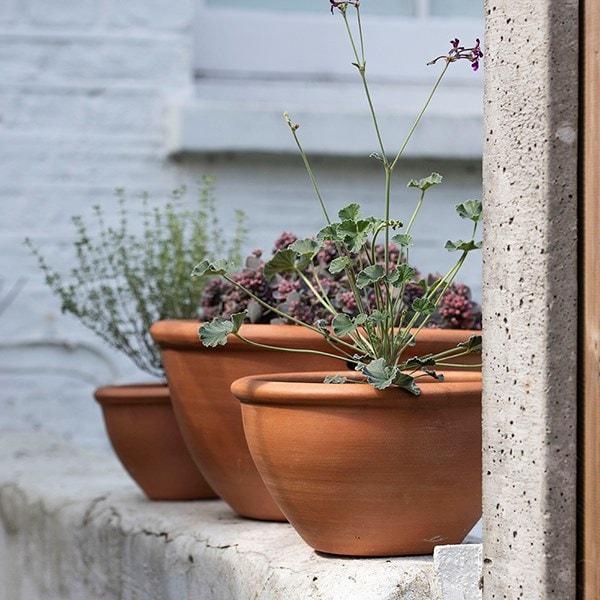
232, 370, 482, 557
94, 383, 217, 501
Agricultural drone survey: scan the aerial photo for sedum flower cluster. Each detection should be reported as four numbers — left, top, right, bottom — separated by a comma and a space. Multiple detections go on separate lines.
201, 232, 481, 331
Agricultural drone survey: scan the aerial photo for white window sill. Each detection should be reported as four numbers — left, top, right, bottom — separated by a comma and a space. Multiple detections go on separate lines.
0, 432, 483, 599
165, 80, 483, 159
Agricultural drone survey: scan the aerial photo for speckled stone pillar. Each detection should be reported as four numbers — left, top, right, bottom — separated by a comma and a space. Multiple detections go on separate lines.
482, 0, 579, 598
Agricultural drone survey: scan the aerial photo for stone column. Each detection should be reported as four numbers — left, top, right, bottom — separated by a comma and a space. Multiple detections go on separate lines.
482, 0, 579, 597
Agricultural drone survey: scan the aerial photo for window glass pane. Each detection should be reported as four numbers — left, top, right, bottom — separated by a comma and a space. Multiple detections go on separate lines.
429, 0, 482, 18
205, 0, 417, 17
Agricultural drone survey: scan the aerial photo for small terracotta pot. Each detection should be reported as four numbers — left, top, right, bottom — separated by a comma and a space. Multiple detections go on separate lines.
233, 370, 482, 557
94, 383, 216, 501
150, 320, 480, 521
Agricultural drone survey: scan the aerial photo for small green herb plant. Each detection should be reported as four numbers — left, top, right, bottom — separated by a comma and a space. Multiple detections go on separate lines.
26, 177, 246, 380
194, 2, 483, 394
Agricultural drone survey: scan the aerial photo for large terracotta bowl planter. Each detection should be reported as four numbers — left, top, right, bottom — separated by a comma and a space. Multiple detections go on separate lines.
94, 383, 216, 501
232, 370, 482, 557
150, 320, 480, 521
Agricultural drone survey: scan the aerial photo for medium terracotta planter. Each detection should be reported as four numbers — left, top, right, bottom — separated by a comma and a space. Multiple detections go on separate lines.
94, 383, 216, 501
150, 321, 346, 520
150, 320, 480, 521
232, 370, 482, 557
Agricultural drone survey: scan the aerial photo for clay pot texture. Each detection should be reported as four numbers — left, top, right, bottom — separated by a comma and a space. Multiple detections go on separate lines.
94, 383, 216, 501
150, 320, 480, 521
232, 370, 482, 557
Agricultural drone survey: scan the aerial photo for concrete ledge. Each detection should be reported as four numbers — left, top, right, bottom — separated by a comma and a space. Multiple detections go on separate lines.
0, 433, 482, 600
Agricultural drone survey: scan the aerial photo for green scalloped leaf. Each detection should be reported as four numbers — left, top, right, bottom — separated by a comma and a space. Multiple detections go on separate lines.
338, 203, 362, 222
230, 311, 246, 333
324, 374, 351, 384
387, 264, 416, 287
391, 233, 412, 247
445, 239, 483, 252
191, 259, 235, 279
422, 368, 445, 382
290, 238, 321, 258
356, 264, 385, 289
412, 297, 436, 315
316, 223, 339, 242
263, 249, 297, 281
199, 318, 233, 347
329, 256, 352, 274
356, 358, 398, 390
337, 219, 372, 253
366, 310, 389, 325
404, 355, 437, 368
407, 172, 443, 191
392, 372, 421, 395
332, 313, 357, 336
457, 334, 483, 353
456, 199, 483, 222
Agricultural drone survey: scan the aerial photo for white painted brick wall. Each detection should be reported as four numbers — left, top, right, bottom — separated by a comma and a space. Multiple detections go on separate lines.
0, 0, 197, 450
0, 0, 482, 451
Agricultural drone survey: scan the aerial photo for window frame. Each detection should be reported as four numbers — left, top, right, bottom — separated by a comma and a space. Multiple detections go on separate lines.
164, 3, 484, 158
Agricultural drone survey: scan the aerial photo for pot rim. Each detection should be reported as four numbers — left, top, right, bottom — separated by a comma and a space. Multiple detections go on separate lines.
94, 382, 170, 406
150, 319, 481, 352
232, 370, 482, 408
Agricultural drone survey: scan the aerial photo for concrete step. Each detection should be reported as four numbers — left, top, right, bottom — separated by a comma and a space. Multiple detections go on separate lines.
0, 432, 482, 600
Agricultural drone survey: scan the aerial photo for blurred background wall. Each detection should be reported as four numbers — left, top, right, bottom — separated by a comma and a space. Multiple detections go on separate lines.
0, 0, 483, 448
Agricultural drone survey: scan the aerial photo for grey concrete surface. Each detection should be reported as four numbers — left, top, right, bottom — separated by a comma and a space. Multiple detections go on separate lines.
0, 432, 483, 600
482, 0, 579, 597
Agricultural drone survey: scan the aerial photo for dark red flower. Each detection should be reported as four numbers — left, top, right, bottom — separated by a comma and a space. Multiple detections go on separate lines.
428, 38, 484, 72
330, 0, 344, 14
329, 0, 359, 14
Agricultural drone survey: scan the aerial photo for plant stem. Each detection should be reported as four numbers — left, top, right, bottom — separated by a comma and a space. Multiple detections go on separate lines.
297, 270, 336, 314
384, 166, 392, 270
221, 274, 359, 354
286, 114, 331, 225
405, 190, 426, 235
342, 9, 387, 163
233, 332, 359, 365
389, 61, 450, 173
396, 250, 470, 356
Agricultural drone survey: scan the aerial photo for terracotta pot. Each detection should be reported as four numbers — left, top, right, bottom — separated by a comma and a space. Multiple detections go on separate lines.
232, 370, 482, 557
150, 320, 480, 521
94, 383, 216, 501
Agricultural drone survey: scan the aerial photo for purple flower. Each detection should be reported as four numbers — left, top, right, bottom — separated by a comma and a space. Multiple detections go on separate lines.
273, 231, 298, 252
272, 278, 300, 301
329, 0, 359, 15
428, 38, 484, 72
428, 280, 482, 330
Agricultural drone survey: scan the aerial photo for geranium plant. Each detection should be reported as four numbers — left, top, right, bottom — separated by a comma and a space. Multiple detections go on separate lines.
193, 1, 483, 394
